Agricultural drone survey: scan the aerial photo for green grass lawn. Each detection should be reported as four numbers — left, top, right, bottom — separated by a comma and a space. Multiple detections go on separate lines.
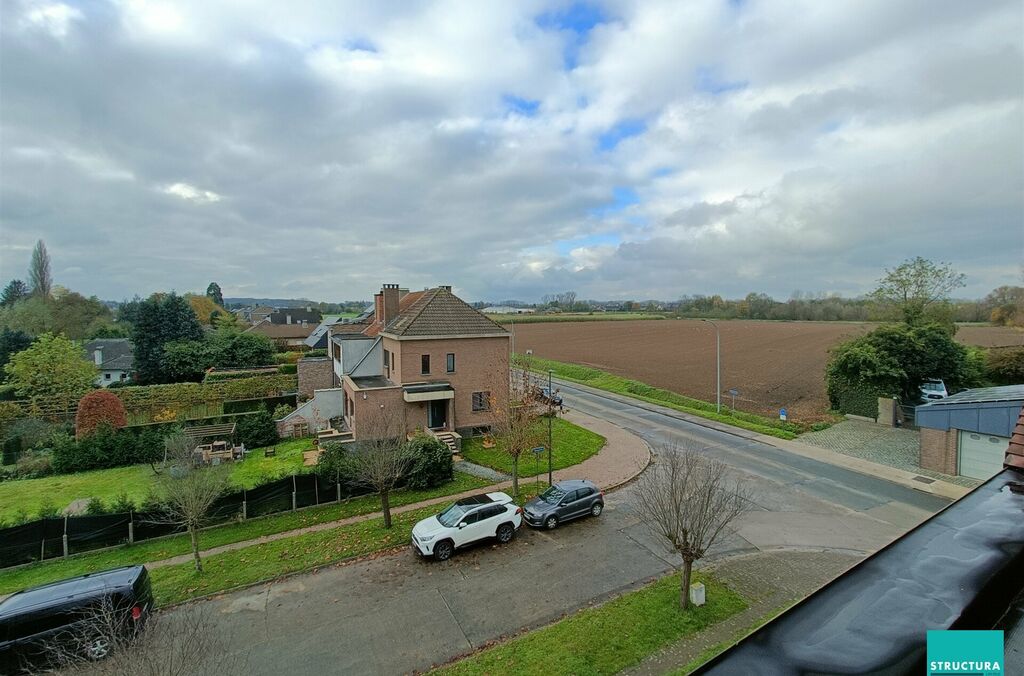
523, 355, 804, 439
434, 572, 747, 675
0, 438, 318, 522
0, 471, 491, 596
460, 417, 605, 476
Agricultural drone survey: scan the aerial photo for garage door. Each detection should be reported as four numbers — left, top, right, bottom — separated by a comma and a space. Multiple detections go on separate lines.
958, 431, 1009, 480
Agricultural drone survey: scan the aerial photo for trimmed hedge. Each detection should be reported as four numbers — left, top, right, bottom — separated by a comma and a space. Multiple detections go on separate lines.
52, 425, 166, 474
404, 435, 454, 489
831, 381, 880, 418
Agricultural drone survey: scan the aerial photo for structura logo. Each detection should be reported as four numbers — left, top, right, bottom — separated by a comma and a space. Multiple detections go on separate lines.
927, 630, 1004, 675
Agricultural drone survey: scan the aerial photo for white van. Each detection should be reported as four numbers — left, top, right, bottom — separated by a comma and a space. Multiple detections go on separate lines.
919, 378, 948, 401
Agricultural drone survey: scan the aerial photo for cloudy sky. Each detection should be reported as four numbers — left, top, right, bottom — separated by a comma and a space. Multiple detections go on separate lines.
1, 0, 1021, 303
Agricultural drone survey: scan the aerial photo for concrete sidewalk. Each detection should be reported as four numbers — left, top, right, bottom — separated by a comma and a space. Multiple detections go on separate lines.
146, 409, 649, 571
551, 376, 970, 502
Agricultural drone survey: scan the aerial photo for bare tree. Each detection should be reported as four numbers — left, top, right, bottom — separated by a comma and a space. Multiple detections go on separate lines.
151, 432, 230, 572
491, 362, 546, 499
40, 597, 248, 676
632, 443, 751, 609
340, 404, 412, 528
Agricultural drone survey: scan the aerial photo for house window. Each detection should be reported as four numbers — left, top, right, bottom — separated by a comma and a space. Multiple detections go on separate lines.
383, 350, 389, 368
446, 353, 455, 373
472, 391, 490, 412
104, 373, 111, 380
421, 354, 430, 375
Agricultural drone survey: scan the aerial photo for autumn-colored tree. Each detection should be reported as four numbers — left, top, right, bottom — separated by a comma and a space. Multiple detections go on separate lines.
75, 389, 128, 439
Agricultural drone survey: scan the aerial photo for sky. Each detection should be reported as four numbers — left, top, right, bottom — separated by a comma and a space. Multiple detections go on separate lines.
1, 0, 1022, 303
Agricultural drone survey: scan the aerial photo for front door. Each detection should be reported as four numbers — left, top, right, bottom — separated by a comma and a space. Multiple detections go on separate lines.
428, 399, 447, 429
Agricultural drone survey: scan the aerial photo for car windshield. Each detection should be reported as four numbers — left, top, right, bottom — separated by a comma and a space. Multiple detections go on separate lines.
539, 486, 567, 505
437, 503, 468, 527
922, 382, 943, 391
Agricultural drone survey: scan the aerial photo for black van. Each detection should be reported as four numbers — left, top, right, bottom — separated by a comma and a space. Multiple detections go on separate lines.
0, 565, 152, 673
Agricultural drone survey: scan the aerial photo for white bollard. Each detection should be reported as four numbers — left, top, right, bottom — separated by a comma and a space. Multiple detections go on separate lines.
689, 582, 706, 607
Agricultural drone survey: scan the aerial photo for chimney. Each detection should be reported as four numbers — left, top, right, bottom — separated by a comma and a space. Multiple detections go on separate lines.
381, 284, 401, 325
93, 348, 103, 366
286, 314, 292, 325
440, 285, 452, 292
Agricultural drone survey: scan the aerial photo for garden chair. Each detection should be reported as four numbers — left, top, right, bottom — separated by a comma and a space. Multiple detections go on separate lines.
264, 446, 276, 458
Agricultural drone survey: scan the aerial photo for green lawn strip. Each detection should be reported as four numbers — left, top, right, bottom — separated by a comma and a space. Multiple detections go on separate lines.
460, 417, 605, 475
150, 504, 441, 606
434, 572, 747, 676
0, 439, 316, 522
524, 356, 802, 439
0, 472, 491, 596
672, 602, 793, 674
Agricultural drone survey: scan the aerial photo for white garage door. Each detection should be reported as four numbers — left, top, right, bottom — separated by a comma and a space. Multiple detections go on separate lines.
958, 431, 1009, 480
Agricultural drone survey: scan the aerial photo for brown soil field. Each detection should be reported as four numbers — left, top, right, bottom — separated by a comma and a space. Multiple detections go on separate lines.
513, 320, 1022, 422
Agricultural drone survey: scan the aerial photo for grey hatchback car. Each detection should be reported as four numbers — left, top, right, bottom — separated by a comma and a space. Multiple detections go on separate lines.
523, 479, 603, 529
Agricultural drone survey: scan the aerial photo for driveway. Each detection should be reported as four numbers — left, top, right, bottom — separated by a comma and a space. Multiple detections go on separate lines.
169, 381, 951, 674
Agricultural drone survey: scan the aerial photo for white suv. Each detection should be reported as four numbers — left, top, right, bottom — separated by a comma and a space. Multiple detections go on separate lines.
411, 492, 523, 561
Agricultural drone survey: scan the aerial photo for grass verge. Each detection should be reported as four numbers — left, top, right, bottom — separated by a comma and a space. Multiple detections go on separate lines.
150, 504, 440, 606
0, 472, 491, 596
433, 572, 747, 675
523, 356, 802, 439
672, 603, 793, 674
460, 417, 605, 475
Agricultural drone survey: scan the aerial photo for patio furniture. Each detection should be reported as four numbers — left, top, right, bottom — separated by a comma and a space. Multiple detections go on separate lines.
264, 447, 276, 458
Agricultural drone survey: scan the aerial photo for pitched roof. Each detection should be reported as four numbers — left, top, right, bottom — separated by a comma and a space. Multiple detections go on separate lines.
380, 287, 507, 338
83, 339, 134, 371
1006, 406, 1024, 471
250, 322, 316, 339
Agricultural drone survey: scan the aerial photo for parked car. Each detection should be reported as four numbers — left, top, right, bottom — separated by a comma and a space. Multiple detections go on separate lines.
0, 565, 152, 673
919, 378, 949, 401
411, 492, 522, 561
538, 386, 563, 408
523, 479, 603, 530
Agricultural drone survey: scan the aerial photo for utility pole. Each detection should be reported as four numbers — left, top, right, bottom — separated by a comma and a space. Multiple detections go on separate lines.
701, 319, 721, 413
548, 369, 554, 485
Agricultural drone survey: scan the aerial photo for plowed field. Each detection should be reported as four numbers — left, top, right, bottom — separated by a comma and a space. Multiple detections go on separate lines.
512, 320, 1021, 422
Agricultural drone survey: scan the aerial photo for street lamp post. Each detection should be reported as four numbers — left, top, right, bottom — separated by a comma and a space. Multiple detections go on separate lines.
547, 369, 554, 486
701, 319, 721, 413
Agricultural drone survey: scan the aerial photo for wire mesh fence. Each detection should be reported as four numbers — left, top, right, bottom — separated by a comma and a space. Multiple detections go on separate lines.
0, 473, 372, 570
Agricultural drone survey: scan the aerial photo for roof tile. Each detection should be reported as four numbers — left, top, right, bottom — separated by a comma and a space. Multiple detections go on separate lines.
1006, 406, 1024, 470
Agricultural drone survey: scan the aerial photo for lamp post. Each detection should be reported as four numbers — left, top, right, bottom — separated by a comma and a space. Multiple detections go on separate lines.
701, 319, 721, 413
547, 369, 554, 486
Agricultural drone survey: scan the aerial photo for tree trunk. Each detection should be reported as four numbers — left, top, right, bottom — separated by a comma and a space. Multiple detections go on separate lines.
680, 558, 693, 610
190, 525, 203, 573
511, 456, 519, 500
381, 490, 392, 529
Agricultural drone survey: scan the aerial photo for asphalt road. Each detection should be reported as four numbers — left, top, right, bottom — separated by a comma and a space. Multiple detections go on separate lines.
172, 382, 951, 675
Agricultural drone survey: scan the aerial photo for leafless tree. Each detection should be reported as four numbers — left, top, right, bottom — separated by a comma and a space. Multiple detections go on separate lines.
151, 432, 230, 572
632, 443, 751, 609
39, 597, 247, 676
491, 363, 546, 499
340, 404, 412, 528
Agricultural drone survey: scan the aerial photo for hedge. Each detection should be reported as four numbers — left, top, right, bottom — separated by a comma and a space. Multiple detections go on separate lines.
830, 381, 880, 418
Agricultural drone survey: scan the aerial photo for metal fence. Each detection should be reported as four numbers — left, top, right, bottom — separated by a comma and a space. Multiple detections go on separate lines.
0, 473, 372, 570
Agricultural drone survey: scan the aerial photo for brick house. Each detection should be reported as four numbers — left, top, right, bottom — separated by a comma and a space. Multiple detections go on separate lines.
324, 284, 509, 451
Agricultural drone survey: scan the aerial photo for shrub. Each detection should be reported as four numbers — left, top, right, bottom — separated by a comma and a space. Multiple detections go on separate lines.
85, 497, 107, 515
316, 441, 357, 483
75, 390, 128, 439
278, 363, 297, 374
404, 435, 453, 490
828, 380, 881, 418
50, 425, 167, 474
36, 499, 61, 519
109, 491, 136, 514
987, 347, 1024, 385
304, 349, 327, 358
4, 417, 63, 449
236, 410, 278, 448
272, 403, 295, 419
13, 450, 53, 479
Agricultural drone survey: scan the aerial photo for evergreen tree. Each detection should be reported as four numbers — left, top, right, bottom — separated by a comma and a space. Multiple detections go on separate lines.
0, 280, 29, 307
0, 328, 34, 376
29, 240, 52, 298
130, 293, 204, 383
206, 282, 224, 308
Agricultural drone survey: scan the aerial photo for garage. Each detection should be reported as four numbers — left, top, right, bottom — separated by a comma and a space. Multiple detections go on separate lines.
917, 385, 1023, 479
958, 431, 1011, 480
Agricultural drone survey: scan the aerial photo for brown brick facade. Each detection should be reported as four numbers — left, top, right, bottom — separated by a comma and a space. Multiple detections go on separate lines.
297, 357, 334, 400
920, 427, 958, 475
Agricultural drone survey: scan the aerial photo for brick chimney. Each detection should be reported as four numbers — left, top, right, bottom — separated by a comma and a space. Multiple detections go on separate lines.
381, 284, 401, 325
439, 285, 452, 292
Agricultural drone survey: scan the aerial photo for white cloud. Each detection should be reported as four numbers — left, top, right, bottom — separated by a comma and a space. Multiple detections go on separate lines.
18, 1, 82, 38
161, 183, 222, 203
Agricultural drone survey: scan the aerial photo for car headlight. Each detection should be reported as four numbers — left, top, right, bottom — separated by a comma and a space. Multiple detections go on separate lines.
418, 534, 435, 542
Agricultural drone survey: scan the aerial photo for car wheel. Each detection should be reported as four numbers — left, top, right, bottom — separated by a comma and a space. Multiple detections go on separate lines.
545, 515, 558, 530
84, 636, 111, 660
591, 502, 603, 517
497, 523, 514, 543
434, 539, 454, 561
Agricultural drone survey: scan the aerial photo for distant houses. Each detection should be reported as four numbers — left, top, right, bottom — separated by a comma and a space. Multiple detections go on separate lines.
83, 338, 134, 387
482, 306, 535, 314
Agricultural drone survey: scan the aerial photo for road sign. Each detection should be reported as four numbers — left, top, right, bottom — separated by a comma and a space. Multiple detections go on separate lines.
531, 446, 545, 455
779, 408, 787, 421
728, 388, 738, 397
